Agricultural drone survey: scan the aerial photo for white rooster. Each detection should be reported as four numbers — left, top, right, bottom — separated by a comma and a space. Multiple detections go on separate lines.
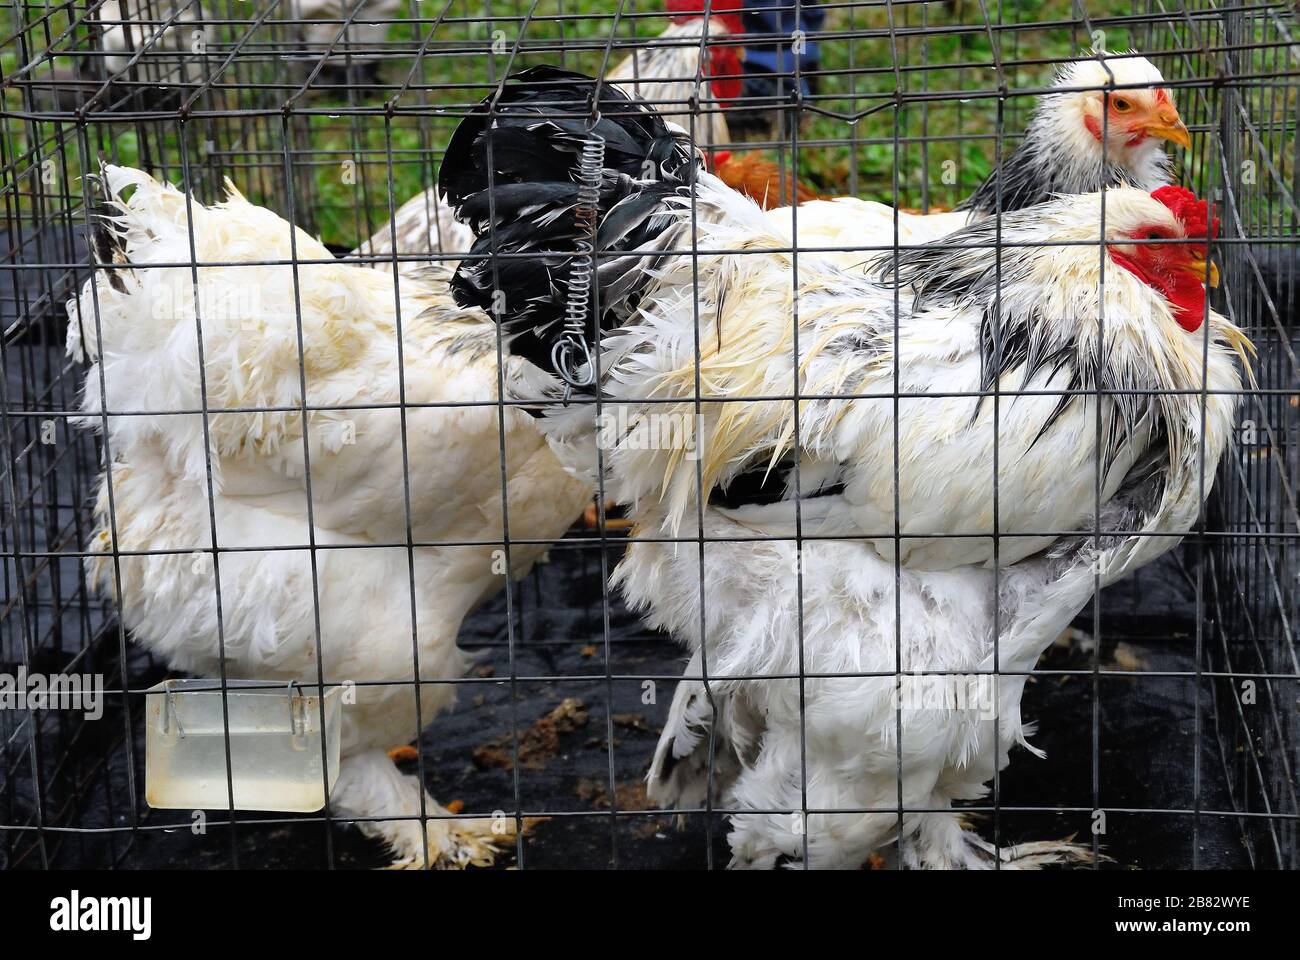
606, 15, 741, 152
67, 165, 592, 868
772, 51, 1191, 264
440, 70, 1251, 868
93, 0, 397, 81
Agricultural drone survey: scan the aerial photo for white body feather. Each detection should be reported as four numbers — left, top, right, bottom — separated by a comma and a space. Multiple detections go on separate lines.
546, 174, 1245, 867
290, 0, 402, 65
69, 166, 592, 866
352, 188, 476, 274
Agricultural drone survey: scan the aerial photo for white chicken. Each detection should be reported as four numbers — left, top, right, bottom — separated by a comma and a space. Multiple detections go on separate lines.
93, 0, 397, 81
440, 70, 1251, 868
770, 51, 1191, 267
288, 0, 401, 73
92, 0, 208, 83
352, 189, 475, 275
606, 15, 740, 152
67, 165, 592, 868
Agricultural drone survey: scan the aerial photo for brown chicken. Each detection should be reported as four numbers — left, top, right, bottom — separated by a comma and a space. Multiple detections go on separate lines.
712, 150, 823, 209
711, 151, 956, 215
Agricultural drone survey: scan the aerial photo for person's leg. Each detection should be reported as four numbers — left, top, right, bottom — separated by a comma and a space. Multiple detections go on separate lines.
732, 0, 824, 138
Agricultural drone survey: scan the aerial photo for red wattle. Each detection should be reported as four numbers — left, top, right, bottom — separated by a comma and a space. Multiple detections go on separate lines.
1108, 249, 1207, 332
1162, 274, 1208, 332
708, 47, 743, 105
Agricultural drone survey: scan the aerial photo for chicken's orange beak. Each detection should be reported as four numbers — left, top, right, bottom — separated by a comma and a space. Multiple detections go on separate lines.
1183, 257, 1220, 288
1141, 105, 1191, 150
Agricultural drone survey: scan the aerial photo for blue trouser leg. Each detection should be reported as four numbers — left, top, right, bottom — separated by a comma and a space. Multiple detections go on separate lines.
741, 0, 824, 94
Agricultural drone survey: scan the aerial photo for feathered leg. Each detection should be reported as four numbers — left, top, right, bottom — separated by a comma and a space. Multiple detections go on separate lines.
903, 808, 1100, 870
724, 708, 931, 870
332, 749, 525, 869
646, 651, 750, 812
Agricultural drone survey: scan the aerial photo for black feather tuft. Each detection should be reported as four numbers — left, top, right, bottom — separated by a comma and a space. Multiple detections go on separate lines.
89, 170, 129, 294
956, 104, 1152, 216
956, 138, 1062, 216
439, 66, 699, 378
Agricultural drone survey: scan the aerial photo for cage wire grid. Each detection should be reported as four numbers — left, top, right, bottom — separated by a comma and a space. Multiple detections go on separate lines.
0, 0, 1296, 869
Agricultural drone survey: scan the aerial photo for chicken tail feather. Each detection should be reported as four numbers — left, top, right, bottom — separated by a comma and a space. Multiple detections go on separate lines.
89, 161, 130, 294
439, 66, 700, 388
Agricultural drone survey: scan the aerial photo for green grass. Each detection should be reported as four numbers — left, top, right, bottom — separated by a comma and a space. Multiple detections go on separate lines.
3, 0, 1289, 251
291, 0, 1137, 245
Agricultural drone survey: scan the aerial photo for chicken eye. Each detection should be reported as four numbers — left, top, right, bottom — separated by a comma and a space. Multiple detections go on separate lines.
1112, 96, 1133, 112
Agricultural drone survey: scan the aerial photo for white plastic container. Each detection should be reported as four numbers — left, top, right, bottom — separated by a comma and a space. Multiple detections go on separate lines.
145, 679, 342, 812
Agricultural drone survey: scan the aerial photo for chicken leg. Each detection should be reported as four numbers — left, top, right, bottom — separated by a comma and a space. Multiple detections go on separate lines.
333, 749, 522, 869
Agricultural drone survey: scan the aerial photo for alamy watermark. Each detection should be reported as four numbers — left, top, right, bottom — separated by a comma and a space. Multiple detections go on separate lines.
891, 671, 995, 715
596, 406, 705, 460
149, 282, 263, 329
50, 890, 151, 940
0, 669, 104, 720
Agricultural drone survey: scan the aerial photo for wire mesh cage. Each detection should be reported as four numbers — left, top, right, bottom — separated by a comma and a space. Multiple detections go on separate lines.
1, 0, 1297, 870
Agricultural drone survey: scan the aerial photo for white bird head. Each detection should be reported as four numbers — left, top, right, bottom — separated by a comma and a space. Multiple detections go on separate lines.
1031, 185, 1219, 332
1036, 53, 1189, 183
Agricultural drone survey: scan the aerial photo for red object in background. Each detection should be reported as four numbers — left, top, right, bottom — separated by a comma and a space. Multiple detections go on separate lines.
665, 0, 745, 105
707, 149, 733, 169
710, 150, 824, 208
666, 0, 745, 31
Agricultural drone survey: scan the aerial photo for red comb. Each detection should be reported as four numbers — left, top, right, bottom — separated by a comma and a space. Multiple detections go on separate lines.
1151, 185, 1219, 240
666, 0, 746, 33
664, 0, 745, 102
666, 0, 744, 15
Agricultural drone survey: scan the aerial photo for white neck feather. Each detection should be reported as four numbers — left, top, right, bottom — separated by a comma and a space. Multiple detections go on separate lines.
1030, 89, 1171, 193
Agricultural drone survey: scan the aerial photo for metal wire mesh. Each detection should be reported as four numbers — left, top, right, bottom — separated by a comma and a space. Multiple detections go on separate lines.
1, 0, 1296, 869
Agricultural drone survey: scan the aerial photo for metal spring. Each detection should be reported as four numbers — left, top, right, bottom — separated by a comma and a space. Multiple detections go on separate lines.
552, 132, 606, 398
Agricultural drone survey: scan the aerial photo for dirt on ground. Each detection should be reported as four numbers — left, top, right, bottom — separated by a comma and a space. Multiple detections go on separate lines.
472, 697, 590, 771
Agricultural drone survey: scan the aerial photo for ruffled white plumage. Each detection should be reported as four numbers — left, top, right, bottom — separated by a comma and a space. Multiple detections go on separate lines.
545, 174, 1245, 867
69, 165, 592, 867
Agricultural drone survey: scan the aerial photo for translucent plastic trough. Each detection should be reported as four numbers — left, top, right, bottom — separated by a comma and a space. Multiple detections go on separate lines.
145, 679, 342, 813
